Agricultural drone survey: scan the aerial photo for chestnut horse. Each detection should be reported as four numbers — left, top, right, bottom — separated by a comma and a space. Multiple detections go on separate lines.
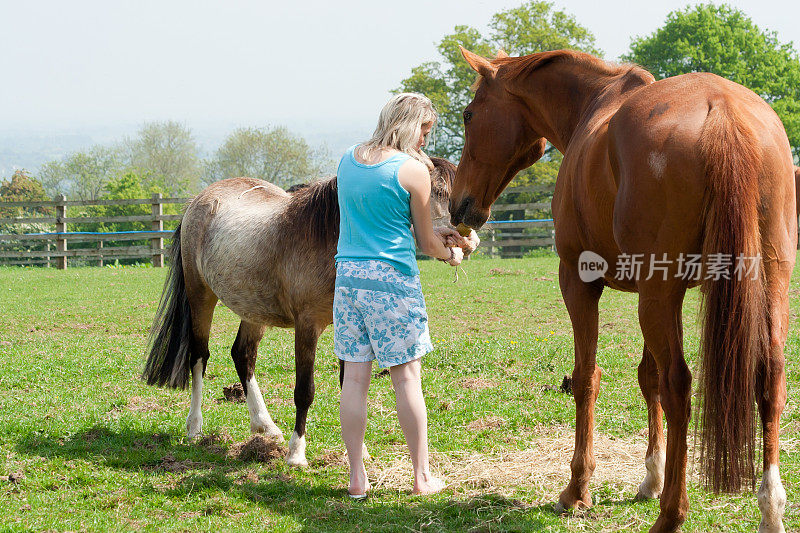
143, 158, 457, 466
450, 48, 795, 532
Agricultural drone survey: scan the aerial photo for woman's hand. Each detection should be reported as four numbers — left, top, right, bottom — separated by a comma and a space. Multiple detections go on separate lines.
434, 227, 466, 248
447, 246, 464, 267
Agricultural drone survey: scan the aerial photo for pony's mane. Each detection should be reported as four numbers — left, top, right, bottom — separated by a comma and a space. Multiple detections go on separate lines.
430, 157, 456, 202
286, 177, 339, 249
285, 158, 455, 250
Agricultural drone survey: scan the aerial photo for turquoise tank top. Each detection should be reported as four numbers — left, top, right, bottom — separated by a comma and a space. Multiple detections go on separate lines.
335, 145, 418, 275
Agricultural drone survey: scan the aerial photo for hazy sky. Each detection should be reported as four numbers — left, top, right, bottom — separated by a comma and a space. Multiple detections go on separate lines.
2, 0, 799, 136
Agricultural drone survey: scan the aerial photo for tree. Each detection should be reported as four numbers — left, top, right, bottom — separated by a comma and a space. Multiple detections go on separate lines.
124, 121, 202, 195
204, 126, 330, 189
0, 170, 50, 217
623, 3, 800, 158
37, 146, 124, 201
398, 1, 601, 161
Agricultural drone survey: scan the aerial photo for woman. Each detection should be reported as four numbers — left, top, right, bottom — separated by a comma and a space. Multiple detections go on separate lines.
334, 93, 464, 498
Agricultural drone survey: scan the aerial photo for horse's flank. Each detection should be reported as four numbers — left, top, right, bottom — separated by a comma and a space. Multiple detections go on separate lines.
184, 177, 338, 328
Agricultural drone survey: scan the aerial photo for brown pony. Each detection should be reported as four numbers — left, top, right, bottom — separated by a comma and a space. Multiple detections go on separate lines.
450, 48, 795, 533
143, 157, 457, 466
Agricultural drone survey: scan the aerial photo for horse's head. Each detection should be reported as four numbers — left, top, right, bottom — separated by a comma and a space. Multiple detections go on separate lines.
450, 47, 548, 230
430, 156, 456, 226
430, 156, 480, 256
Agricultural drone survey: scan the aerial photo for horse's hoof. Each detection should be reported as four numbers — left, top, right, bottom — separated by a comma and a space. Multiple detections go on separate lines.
556, 489, 592, 514
636, 484, 662, 501
186, 417, 203, 440
252, 422, 285, 442
758, 465, 787, 533
286, 454, 308, 467
286, 431, 307, 467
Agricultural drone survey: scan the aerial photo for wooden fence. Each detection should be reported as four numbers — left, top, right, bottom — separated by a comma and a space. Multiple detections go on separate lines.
0, 194, 187, 268
0, 188, 553, 268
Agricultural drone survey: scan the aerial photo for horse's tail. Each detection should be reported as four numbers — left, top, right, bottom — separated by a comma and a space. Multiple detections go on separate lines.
142, 223, 194, 389
697, 99, 769, 493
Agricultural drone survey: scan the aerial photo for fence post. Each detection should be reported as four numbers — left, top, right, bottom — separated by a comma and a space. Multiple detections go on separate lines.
98, 240, 104, 267
151, 193, 163, 267
46, 241, 51, 268
488, 228, 496, 258
55, 194, 67, 270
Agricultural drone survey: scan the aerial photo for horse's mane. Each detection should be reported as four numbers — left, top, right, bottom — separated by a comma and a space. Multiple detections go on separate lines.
286, 177, 339, 249
471, 49, 636, 91
430, 157, 455, 202
285, 157, 455, 250
503, 49, 628, 79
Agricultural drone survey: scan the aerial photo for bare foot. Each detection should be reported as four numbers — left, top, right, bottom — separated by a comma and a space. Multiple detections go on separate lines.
412, 474, 446, 495
348, 465, 370, 497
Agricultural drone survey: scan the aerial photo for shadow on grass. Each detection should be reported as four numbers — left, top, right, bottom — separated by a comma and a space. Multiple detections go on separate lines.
15, 424, 561, 531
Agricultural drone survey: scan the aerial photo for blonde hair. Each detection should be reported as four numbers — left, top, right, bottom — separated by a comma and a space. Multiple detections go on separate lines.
359, 92, 437, 169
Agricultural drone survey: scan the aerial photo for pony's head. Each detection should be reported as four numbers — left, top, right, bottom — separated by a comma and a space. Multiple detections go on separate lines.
450, 47, 548, 230
430, 156, 456, 226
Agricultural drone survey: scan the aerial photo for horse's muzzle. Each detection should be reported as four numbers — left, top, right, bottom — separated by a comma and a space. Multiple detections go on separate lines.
450, 196, 490, 230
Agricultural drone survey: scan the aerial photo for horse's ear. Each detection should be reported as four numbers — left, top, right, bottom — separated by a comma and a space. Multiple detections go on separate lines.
460, 46, 496, 78
496, 49, 509, 59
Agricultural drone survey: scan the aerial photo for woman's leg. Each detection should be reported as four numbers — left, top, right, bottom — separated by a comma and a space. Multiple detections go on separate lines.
340, 360, 373, 495
390, 358, 444, 494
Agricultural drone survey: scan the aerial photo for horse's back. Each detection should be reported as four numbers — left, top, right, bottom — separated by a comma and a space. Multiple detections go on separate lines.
181, 178, 295, 326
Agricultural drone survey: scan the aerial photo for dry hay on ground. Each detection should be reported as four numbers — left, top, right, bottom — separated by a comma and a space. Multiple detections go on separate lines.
364, 426, 702, 500
460, 377, 499, 390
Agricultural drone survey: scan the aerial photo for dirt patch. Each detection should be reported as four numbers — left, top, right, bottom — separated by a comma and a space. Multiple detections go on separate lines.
197, 430, 233, 455
234, 470, 260, 485
460, 378, 498, 391
489, 268, 526, 276
83, 426, 116, 443
310, 449, 347, 468
467, 416, 506, 431
221, 383, 246, 403
229, 435, 286, 463
132, 433, 171, 450
0, 472, 24, 483
127, 396, 167, 413
152, 454, 200, 473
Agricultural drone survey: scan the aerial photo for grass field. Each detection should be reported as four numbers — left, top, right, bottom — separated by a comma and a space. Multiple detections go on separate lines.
0, 255, 798, 532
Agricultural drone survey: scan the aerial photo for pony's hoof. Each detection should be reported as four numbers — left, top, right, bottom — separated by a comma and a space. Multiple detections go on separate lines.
286, 431, 307, 467
636, 484, 662, 501
252, 422, 284, 442
186, 417, 203, 440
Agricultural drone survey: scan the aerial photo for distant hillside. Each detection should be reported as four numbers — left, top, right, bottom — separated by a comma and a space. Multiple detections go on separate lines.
0, 122, 371, 180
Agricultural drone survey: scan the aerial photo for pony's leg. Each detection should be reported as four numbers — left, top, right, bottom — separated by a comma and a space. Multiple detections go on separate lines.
185, 285, 217, 439
556, 262, 603, 511
636, 343, 666, 500
231, 321, 284, 441
756, 255, 792, 533
637, 278, 690, 533
286, 319, 322, 466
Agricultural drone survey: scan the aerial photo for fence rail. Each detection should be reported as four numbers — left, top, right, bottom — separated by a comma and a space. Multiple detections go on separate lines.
1, 187, 554, 268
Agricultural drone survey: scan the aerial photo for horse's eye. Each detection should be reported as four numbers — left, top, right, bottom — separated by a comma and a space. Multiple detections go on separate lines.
463, 110, 472, 124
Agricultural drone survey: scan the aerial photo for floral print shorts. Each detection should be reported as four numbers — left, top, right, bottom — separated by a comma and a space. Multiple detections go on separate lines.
334, 260, 434, 368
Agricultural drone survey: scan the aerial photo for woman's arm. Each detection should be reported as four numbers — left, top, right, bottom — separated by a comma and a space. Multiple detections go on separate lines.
399, 159, 463, 266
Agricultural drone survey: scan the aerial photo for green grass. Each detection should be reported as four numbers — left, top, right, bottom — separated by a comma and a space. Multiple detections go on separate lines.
0, 256, 798, 532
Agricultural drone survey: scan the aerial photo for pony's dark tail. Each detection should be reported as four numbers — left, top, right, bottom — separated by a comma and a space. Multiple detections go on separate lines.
142, 223, 194, 389
697, 99, 769, 493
